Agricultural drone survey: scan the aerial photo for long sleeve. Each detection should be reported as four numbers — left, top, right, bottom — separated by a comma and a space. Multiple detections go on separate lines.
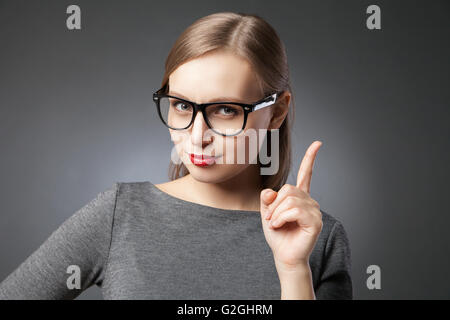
314, 220, 353, 299
0, 183, 119, 300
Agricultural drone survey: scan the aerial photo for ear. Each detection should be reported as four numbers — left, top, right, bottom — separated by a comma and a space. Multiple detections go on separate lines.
268, 91, 291, 130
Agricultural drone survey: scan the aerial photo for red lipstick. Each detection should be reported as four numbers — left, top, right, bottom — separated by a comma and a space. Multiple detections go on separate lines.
189, 153, 217, 167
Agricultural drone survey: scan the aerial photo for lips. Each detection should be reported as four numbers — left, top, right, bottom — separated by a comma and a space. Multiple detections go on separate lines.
188, 153, 218, 167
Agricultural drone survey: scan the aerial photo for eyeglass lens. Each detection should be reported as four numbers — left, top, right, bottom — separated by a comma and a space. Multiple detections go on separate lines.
158, 97, 245, 135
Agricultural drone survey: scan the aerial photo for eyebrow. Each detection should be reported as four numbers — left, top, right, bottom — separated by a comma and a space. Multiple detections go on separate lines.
167, 91, 245, 103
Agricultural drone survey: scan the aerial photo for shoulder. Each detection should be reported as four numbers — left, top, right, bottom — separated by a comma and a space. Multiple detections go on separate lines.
115, 181, 151, 193
114, 181, 155, 201
111, 181, 162, 221
57, 182, 120, 233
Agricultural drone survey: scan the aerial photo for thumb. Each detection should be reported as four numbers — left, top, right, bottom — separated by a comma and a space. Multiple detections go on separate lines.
260, 188, 277, 219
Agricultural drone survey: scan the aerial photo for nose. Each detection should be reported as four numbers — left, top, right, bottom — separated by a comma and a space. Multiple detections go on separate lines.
190, 111, 213, 148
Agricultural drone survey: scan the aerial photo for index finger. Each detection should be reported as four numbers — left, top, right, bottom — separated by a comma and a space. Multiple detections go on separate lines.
296, 141, 322, 194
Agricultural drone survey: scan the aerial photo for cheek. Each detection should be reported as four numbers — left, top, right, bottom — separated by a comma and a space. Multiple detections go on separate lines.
169, 129, 190, 146
222, 135, 259, 165
169, 130, 188, 159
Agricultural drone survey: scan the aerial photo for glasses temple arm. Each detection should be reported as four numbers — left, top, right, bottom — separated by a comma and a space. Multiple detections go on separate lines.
253, 93, 280, 111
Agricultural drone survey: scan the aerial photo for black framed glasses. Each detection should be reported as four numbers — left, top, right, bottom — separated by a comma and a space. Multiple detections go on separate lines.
152, 86, 283, 136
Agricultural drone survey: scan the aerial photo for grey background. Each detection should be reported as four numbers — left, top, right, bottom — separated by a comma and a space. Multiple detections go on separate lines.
0, 0, 449, 299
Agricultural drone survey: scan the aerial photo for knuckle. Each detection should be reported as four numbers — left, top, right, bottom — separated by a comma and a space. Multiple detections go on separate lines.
284, 184, 296, 193
313, 209, 322, 221
285, 196, 297, 207
293, 207, 303, 216
280, 184, 293, 195
311, 199, 320, 209
271, 209, 281, 221
317, 210, 322, 219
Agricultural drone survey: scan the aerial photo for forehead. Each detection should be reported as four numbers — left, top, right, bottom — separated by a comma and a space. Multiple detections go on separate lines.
168, 50, 262, 103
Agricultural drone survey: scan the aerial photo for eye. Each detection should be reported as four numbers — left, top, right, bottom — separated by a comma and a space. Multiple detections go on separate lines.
220, 106, 237, 115
172, 100, 192, 112
213, 105, 241, 117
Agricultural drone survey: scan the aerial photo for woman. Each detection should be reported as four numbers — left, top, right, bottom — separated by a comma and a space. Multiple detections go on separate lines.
0, 12, 352, 300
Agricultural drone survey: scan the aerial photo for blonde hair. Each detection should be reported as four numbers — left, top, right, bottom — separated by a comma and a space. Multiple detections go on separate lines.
160, 12, 294, 191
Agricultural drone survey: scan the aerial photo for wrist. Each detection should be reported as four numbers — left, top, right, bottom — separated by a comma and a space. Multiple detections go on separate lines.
275, 259, 310, 276
274, 259, 315, 300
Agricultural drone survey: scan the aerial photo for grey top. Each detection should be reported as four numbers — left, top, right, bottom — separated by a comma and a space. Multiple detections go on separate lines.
0, 181, 352, 300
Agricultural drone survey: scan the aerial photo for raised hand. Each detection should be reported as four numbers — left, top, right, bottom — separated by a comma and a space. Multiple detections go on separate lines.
260, 141, 323, 269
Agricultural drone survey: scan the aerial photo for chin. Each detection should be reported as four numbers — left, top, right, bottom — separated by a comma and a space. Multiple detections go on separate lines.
185, 162, 249, 184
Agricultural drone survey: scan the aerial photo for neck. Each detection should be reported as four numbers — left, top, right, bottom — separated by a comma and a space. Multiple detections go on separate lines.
181, 165, 263, 212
